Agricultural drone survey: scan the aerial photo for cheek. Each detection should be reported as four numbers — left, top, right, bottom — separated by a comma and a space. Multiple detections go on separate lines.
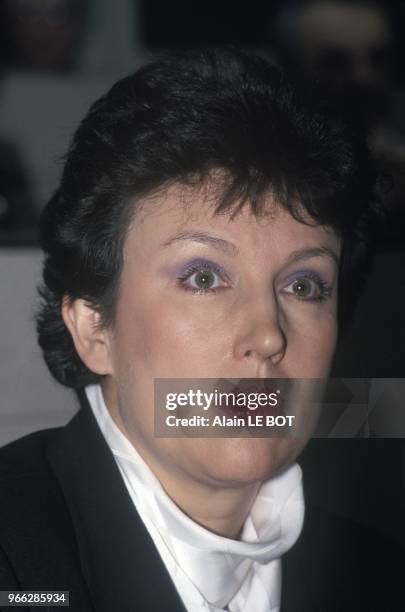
286, 313, 338, 377
111, 287, 229, 378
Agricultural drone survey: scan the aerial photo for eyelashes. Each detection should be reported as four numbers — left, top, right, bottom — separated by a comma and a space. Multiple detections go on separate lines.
177, 259, 229, 294
177, 260, 333, 302
282, 271, 333, 303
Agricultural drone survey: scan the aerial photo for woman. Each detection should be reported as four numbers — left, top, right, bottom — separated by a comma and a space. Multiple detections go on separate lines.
0, 48, 403, 611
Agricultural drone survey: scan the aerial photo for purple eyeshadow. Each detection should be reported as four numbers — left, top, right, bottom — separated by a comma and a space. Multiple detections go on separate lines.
283, 269, 330, 286
176, 258, 229, 280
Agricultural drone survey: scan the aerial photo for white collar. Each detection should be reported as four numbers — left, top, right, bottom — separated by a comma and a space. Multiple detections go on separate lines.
86, 383, 305, 611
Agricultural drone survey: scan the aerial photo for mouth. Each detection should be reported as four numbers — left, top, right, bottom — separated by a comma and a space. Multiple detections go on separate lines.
217, 378, 286, 420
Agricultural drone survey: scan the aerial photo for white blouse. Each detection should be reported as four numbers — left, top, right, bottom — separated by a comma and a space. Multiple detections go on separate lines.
85, 384, 305, 612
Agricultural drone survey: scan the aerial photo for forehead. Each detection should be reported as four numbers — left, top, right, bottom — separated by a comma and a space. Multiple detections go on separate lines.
124, 181, 340, 261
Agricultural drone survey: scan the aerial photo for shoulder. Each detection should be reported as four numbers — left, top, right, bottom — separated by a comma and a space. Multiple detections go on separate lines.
0, 425, 71, 533
0, 426, 84, 590
0, 427, 61, 471
0, 427, 64, 504
301, 503, 405, 561
286, 503, 405, 611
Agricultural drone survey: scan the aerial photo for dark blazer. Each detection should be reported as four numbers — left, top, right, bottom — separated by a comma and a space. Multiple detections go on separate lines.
0, 392, 404, 612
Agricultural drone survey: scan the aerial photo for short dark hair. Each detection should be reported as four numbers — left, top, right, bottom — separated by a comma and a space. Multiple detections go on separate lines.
36, 47, 380, 389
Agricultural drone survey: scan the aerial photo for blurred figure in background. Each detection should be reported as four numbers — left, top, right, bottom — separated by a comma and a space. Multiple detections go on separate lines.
0, 0, 146, 219
273, 1, 394, 123
1, 0, 89, 73
271, 0, 405, 248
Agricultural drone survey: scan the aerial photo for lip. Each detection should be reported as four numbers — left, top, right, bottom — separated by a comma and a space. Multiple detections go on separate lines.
217, 378, 286, 419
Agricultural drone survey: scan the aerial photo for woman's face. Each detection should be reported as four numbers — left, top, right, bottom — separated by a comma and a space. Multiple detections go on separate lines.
102, 182, 340, 489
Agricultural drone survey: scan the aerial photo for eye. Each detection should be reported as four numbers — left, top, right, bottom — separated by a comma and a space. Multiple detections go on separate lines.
178, 262, 229, 294
283, 273, 332, 302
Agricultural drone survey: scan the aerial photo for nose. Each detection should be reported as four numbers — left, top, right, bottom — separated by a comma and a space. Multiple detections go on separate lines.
233, 296, 286, 368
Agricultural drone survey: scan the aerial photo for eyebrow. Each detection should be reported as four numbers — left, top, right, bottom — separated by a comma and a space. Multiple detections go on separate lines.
161, 231, 339, 266
286, 247, 340, 267
161, 231, 238, 255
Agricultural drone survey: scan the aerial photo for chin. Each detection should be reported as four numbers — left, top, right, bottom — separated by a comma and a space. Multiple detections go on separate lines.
201, 437, 301, 486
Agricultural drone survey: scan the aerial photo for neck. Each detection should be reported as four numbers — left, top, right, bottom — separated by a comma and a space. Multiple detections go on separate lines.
101, 379, 261, 539
154, 468, 261, 539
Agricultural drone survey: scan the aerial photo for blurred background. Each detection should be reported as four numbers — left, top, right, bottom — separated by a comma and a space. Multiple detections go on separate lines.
0, 0, 404, 543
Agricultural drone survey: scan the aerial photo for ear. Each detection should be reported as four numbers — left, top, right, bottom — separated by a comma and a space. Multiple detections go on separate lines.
61, 297, 113, 376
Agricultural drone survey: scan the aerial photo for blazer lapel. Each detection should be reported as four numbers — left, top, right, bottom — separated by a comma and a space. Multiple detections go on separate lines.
45, 391, 186, 612
280, 549, 320, 612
